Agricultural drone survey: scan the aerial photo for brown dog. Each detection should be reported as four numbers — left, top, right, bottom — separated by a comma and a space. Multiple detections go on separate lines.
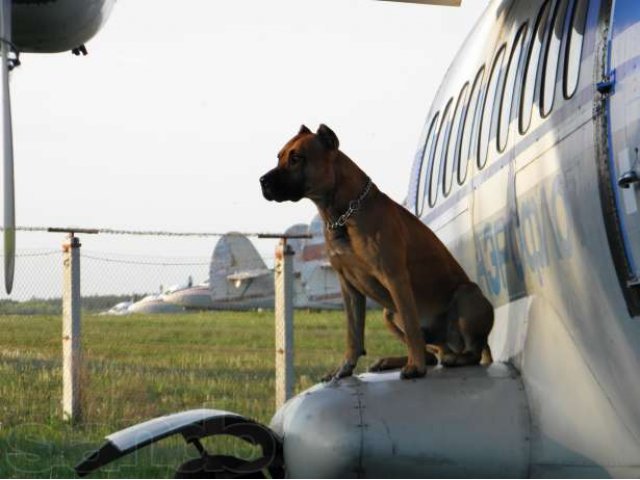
260, 124, 493, 380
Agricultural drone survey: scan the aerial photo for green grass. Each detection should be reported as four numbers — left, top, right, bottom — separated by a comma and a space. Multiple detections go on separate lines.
0, 310, 402, 478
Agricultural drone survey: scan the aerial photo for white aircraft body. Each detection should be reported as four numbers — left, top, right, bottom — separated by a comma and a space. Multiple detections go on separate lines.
126, 294, 184, 314
161, 280, 214, 311
70, 0, 640, 477
396, 0, 640, 475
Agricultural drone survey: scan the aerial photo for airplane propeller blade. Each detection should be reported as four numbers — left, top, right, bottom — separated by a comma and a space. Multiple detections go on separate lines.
0, 0, 15, 294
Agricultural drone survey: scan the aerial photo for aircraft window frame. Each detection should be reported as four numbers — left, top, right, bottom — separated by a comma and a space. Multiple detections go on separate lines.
541, 0, 570, 117
519, 0, 551, 134
443, 82, 469, 197
416, 112, 440, 216
429, 98, 454, 208
478, 44, 507, 170
458, 66, 485, 185
498, 23, 528, 153
564, 0, 589, 99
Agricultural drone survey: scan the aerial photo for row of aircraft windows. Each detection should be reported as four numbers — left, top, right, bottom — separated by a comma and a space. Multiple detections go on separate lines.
416, 0, 589, 215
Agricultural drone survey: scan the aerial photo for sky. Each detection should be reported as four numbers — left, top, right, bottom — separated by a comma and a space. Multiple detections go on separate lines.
5, 0, 487, 298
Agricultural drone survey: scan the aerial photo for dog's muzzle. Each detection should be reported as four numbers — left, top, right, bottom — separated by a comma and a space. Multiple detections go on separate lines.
260, 168, 304, 202
260, 170, 276, 201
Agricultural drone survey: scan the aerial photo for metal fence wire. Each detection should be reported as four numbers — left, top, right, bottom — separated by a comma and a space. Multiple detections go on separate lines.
0, 249, 215, 313
0, 228, 278, 314
0, 225, 341, 315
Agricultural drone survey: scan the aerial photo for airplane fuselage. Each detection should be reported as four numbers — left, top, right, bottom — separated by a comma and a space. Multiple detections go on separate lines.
404, 0, 640, 474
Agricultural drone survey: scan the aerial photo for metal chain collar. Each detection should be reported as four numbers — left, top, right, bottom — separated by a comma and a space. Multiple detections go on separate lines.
326, 177, 373, 231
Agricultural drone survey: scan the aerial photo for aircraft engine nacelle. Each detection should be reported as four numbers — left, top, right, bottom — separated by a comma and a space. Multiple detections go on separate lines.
74, 363, 529, 478
12, 0, 116, 53
270, 363, 529, 478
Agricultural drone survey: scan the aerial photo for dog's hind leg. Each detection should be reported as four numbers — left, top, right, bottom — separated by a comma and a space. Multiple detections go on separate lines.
441, 283, 494, 367
374, 309, 437, 371
369, 356, 408, 372
369, 353, 438, 372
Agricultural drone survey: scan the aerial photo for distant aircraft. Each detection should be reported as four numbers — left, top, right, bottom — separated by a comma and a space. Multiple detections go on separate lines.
206, 232, 274, 310
77, 0, 640, 477
161, 279, 214, 311
103, 225, 343, 313
126, 294, 184, 314
163, 223, 346, 311
99, 300, 132, 316
102, 234, 274, 313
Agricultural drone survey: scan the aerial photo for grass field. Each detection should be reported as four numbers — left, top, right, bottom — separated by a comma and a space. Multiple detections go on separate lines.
0, 310, 402, 478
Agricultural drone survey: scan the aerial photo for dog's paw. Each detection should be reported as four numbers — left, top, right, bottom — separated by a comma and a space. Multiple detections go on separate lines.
440, 353, 460, 367
321, 360, 355, 382
400, 364, 426, 380
441, 351, 482, 367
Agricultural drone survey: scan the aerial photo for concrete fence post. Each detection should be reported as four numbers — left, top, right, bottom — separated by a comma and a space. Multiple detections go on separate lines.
62, 233, 82, 422
274, 239, 295, 410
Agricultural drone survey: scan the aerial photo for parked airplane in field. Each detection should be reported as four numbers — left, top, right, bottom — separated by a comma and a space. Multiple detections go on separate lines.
101, 234, 274, 313
72, 0, 640, 477
100, 226, 344, 314
161, 279, 215, 311
164, 224, 345, 311
0, 0, 117, 294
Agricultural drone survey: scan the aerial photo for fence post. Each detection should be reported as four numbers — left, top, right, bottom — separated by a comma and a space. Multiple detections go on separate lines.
274, 239, 294, 410
62, 233, 82, 422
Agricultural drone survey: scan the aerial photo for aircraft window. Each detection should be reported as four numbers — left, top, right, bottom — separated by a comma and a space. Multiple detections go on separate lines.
564, 0, 589, 98
458, 66, 485, 185
416, 112, 439, 215
443, 83, 469, 196
542, 0, 569, 117
478, 44, 506, 169
520, 0, 551, 134
429, 98, 453, 207
498, 24, 527, 153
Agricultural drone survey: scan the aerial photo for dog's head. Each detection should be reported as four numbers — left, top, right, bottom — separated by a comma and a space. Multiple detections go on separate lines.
260, 124, 340, 203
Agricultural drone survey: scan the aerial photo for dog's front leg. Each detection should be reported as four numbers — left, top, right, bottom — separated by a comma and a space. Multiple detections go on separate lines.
321, 277, 366, 382
384, 273, 426, 379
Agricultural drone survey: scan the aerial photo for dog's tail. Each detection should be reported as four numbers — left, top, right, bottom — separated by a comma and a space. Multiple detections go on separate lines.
480, 344, 493, 365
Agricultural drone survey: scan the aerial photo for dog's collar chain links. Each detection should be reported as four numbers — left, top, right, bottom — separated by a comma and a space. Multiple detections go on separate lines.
326, 177, 373, 231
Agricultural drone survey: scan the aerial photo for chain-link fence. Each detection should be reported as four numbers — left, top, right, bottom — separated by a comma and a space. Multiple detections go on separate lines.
0, 229, 283, 315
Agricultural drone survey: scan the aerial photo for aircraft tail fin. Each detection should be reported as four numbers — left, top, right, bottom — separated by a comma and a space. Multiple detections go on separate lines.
209, 233, 273, 303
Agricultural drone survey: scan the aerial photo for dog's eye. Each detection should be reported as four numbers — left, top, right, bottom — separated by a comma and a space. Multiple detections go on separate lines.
290, 154, 304, 166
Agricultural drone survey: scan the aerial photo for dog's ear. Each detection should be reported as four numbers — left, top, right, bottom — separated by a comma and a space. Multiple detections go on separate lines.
298, 124, 312, 135
316, 124, 339, 150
